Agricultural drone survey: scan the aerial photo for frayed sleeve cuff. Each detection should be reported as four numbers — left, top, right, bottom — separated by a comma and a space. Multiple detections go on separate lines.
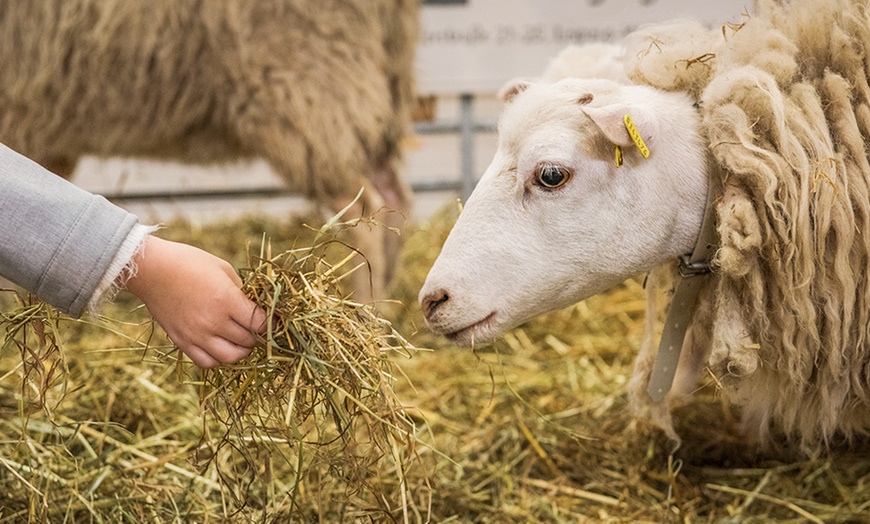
86, 223, 159, 315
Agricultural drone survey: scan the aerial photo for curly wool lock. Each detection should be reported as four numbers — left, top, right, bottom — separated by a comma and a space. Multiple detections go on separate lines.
624, 0, 870, 449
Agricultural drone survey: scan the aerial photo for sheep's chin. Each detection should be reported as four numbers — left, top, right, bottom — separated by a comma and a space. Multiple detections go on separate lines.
443, 312, 500, 347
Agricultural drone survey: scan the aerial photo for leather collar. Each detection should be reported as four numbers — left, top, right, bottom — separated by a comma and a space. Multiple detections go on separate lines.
647, 156, 721, 402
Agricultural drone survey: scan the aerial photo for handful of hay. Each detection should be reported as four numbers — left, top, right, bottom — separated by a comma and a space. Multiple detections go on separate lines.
196, 231, 421, 515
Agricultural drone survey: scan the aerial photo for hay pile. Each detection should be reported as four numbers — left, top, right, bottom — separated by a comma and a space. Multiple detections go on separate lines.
1, 210, 870, 522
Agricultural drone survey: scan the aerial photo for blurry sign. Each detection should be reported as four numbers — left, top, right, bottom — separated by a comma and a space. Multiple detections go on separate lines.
417, 0, 753, 93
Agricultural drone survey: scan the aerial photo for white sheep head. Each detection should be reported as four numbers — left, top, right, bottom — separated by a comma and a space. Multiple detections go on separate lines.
419, 78, 710, 346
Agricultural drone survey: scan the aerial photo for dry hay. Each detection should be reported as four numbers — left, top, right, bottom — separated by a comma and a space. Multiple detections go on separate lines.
199, 220, 421, 519
1, 207, 870, 522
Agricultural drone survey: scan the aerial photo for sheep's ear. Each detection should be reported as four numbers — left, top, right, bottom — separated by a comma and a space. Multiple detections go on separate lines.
582, 104, 658, 148
498, 78, 535, 103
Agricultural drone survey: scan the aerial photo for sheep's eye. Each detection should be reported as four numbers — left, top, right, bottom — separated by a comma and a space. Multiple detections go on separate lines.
535, 164, 572, 189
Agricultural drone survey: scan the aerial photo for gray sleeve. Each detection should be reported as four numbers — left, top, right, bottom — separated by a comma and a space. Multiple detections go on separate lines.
0, 142, 138, 317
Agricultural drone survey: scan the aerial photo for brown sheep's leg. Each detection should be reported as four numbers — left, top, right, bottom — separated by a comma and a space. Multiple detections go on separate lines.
369, 160, 412, 286
326, 189, 382, 303
328, 167, 410, 304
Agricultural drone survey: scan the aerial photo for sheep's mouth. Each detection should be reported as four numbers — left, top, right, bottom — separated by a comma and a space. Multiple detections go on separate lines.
444, 311, 497, 346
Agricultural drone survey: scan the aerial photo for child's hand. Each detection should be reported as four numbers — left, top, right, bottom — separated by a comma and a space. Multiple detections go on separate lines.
124, 236, 267, 367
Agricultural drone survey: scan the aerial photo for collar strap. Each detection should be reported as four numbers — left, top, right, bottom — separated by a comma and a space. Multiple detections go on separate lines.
647, 157, 720, 402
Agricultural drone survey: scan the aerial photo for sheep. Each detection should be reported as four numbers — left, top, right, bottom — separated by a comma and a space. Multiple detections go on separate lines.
420, 0, 870, 451
498, 41, 629, 103
0, 0, 419, 300
541, 42, 629, 84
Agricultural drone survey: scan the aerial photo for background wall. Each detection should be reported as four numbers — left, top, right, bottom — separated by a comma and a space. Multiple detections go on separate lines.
417, 0, 752, 93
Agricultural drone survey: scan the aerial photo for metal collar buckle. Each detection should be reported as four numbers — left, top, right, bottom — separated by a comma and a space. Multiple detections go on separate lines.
678, 254, 711, 278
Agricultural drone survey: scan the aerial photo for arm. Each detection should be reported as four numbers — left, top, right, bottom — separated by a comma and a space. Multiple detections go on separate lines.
0, 142, 134, 316
0, 142, 265, 367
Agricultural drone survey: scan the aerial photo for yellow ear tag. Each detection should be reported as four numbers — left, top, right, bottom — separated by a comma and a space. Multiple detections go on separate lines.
614, 145, 623, 168
623, 114, 651, 158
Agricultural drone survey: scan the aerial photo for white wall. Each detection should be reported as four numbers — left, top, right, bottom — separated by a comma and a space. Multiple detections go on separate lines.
417, 0, 754, 94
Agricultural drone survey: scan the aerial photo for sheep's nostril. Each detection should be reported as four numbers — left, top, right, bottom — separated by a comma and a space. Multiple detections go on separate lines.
421, 289, 450, 319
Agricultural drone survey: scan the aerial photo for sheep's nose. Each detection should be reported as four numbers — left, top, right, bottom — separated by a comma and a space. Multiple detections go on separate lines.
420, 288, 450, 320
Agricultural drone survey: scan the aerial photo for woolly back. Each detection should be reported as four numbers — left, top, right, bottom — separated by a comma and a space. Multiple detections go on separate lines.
626, 0, 870, 448
0, 0, 419, 200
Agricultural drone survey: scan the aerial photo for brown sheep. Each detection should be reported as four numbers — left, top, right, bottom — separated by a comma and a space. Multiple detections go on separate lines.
0, 0, 420, 299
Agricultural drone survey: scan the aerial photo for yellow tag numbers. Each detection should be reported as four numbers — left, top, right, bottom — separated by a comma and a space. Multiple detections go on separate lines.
623, 114, 651, 158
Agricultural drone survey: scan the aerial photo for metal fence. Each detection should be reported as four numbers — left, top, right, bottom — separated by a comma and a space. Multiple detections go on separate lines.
411, 94, 496, 200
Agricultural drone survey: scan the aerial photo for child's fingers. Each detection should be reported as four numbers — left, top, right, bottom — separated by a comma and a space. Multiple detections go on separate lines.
203, 335, 251, 365
223, 316, 262, 348
227, 292, 268, 337
180, 343, 221, 368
